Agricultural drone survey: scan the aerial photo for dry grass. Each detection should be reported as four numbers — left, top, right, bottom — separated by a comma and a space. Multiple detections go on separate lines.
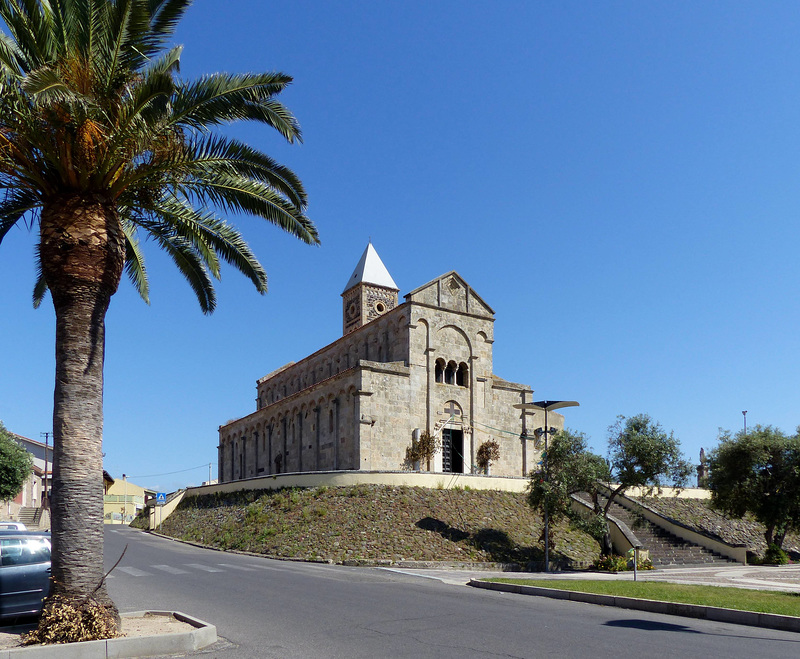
156, 484, 601, 568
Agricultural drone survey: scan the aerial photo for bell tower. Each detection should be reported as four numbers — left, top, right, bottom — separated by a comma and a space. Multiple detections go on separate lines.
342, 242, 399, 335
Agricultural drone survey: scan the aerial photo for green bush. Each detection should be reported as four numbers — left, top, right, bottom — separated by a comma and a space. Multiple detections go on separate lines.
763, 544, 789, 565
592, 554, 628, 572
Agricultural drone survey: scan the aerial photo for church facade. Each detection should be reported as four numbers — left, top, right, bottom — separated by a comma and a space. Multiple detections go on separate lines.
217, 244, 562, 483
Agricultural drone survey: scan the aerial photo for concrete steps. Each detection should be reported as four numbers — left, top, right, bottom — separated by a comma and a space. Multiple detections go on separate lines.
599, 496, 736, 567
17, 506, 43, 528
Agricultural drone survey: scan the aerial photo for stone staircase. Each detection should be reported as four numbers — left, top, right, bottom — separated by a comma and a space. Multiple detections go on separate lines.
599, 496, 736, 567
17, 506, 42, 528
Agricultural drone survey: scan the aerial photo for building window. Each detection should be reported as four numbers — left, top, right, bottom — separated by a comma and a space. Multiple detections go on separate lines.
445, 361, 457, 385
435, 359, 445, 383
457, 362, 469, 387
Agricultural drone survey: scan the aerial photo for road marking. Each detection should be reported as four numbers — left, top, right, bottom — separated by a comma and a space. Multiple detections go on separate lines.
243, 563, 296, 572
218, 563, 256, 571
117, 566, 152, 577
185, 563, 224, 573
152, 564, 190, 575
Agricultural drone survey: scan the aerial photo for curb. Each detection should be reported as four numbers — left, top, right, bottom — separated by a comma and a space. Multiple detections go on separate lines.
468, 580, 800, 634
2, 611, 217, 658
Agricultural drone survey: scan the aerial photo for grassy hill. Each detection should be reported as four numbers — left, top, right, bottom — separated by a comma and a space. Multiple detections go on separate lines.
150, 484, 601, 568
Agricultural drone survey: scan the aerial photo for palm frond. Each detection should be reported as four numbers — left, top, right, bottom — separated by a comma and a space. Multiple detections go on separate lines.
0, 187, 40, 242
147, 195, 269, 292
171, 72, 299, 140
32, 240, 47, 307
0, 30, 23, 73
169, 134, 307, 209
120, 215, 150, 303
237, 97, 302, 144
144, 0, 189, 53
182, 174, 318, 245
150, 229, 216, 313
0, 0, 45, 69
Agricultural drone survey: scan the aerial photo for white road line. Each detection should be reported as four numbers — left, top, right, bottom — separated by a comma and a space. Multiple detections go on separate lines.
117, 566, 152, 577
151, 564, 190, 575
185, 563, 224, 573
217, 563, 256, 571
243, 563, 296, 572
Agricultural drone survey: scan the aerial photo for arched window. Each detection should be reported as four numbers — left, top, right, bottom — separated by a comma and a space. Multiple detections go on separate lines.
445, 361, 457, 385
457, 362, 469, 387
435, 358, 445, 383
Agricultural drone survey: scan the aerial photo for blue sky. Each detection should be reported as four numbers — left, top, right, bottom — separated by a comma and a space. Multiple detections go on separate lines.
2, 1, 800, 492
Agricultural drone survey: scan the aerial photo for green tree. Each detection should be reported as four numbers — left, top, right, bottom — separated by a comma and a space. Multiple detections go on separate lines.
527, 429, 609, 547
0, 0, 317, 633
591, 414, 692, 554
0, 422, 33, 501
708, 425, 800, 551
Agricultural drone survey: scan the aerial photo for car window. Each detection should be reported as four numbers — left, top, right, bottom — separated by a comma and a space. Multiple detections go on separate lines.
0, 538, 51, 566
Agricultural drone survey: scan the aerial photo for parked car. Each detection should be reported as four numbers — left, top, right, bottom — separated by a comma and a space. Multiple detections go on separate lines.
0, 531, 51, 621
0, 522, 26, 531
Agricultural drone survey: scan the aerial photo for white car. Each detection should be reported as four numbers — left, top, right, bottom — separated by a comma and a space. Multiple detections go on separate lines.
0, 522, 26, 531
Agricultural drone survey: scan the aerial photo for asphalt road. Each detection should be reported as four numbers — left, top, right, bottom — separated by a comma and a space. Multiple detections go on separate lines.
104, 527, 800, 658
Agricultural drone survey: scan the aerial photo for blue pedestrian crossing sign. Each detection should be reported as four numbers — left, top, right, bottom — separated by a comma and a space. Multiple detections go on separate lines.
156, 492, 167, 506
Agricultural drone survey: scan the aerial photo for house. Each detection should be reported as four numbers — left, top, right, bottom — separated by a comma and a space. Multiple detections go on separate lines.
3, 432, 52, 525
103, 476, 156, 524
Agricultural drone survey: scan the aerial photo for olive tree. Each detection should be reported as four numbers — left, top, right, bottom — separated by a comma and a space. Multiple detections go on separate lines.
591, 414, 692, 553
527, 429, 609, 547
708, 425, 800, 551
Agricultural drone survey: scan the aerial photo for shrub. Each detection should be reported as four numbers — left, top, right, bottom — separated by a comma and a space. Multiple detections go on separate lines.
763, 544, 789, 565
476, 440, 501, 472
406, 431, 441, 466
592, 554, 628, 572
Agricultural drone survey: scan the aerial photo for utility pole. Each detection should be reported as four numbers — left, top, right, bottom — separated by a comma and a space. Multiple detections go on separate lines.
40, 432, 51, 509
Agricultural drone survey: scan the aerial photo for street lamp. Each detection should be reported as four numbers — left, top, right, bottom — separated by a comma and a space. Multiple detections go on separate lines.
513, 400, 579, 572
742, 410, 747, 435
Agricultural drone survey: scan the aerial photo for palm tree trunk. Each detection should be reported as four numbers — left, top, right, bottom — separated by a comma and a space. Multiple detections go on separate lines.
40, 194, 125, 622
50, 283, 115, 611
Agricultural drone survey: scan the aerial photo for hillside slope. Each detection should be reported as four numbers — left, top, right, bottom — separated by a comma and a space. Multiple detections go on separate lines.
154, 484, 601, 567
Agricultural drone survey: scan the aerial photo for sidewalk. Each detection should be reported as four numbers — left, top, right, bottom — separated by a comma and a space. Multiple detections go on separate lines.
382, 562, 800, 592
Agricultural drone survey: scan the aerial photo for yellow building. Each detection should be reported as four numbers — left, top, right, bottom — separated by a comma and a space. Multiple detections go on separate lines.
103, 476, 155, 524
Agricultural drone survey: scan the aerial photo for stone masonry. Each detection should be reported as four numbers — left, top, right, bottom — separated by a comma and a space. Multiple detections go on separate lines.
218, 244, 562, 482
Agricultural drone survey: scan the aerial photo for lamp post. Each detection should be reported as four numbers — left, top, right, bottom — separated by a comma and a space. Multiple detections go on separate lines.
514, 399, 579, 572
742, 410, 747, 435
122, 474, 127, 524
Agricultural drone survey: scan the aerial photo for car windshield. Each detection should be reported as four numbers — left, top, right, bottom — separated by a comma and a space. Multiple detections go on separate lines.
0, 538, 51, 566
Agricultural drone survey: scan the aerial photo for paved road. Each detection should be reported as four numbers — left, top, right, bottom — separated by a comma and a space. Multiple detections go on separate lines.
104, 527, 800, 658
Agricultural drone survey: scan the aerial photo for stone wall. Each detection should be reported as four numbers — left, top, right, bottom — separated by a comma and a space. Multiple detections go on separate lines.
219, 272, 562, 482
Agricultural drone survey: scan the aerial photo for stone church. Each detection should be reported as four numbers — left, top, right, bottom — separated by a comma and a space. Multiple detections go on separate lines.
217, 243, 562, 483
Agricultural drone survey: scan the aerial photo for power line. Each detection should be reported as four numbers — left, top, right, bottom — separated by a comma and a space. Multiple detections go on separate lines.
127, 463, 210, 479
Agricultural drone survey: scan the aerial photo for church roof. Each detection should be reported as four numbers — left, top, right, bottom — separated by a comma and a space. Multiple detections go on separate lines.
342, 242, 398, 294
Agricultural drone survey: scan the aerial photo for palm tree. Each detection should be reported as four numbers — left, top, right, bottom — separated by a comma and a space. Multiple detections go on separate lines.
0, 0, 318, 631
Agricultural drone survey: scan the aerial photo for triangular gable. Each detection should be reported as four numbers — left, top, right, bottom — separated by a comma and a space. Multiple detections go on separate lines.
404, 271, 494, 317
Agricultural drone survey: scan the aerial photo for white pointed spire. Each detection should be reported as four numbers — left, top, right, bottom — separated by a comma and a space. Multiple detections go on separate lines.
342, 242, 398, 294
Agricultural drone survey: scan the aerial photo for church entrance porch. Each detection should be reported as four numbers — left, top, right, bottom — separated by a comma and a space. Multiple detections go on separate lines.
441, 428, 464, 473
